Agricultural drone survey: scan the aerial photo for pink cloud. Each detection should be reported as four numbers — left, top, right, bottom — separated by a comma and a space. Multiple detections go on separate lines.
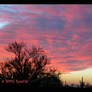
0, 5, 92, 72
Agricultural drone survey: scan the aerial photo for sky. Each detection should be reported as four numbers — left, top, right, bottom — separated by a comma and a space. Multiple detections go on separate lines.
61, 67, 92, 85
0, 5, 92, 84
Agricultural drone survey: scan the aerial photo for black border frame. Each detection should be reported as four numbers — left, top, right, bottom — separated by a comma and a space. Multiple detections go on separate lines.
0, 0, 92, 4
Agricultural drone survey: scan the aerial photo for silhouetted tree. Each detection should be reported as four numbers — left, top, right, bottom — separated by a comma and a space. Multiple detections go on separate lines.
80, 77, 85, 88
2, 41, 49, 82
0, 63, 7, 84
0, 41, 63, 88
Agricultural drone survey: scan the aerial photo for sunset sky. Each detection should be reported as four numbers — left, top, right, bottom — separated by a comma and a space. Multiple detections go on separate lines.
0, 5, 92, 84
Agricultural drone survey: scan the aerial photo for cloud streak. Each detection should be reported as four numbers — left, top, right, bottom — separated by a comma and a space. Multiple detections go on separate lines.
0, 5, 92, 72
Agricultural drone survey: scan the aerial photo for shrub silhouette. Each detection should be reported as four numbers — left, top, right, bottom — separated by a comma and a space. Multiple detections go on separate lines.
29, 68, 63, 88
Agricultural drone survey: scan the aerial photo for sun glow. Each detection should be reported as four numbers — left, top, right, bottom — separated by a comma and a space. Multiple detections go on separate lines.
61, 68, 92, 85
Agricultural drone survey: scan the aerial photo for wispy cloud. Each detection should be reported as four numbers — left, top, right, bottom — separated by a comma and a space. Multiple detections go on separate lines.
0, 5, 92, 72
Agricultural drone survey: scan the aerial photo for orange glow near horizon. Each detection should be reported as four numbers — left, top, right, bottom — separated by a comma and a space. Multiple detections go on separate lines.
61, 68, 92, 85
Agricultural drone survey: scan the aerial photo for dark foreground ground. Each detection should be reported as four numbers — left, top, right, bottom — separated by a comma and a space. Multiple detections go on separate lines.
0, 83, 75, 88
0, 83, 91, 88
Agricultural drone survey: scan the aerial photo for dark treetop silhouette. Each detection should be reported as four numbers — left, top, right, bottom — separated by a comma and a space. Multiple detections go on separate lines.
0, 41, 63, 88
